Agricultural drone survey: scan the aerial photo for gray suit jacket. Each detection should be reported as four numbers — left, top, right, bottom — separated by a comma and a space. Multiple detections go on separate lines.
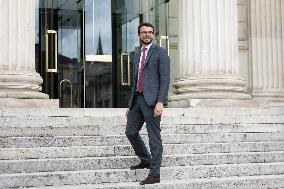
128, 44, 170, 108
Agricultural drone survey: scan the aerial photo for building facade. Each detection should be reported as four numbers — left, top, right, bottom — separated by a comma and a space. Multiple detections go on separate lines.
0, 0, 283, 108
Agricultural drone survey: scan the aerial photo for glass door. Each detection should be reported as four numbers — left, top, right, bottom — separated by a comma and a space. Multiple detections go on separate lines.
112, 0, 140, 107
38, 0, 58, 100
84, 0, 140, 108
38, 0, 84, 108
57, 2, 84, 108
37, 0, 141, 108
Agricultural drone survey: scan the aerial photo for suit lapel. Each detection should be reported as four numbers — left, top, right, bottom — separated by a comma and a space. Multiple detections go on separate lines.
143, 44, 157, 70
134, 48, 141, 80
134, 44, 157, 77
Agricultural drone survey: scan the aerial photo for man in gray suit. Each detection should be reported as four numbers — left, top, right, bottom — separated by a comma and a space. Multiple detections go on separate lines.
125, 22, 170, 185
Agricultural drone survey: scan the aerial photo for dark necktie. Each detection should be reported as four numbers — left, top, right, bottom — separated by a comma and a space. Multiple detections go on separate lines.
138, 47, 147, 93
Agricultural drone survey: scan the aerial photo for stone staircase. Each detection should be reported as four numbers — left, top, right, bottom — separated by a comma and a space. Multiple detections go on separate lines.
0, 107, 284, 189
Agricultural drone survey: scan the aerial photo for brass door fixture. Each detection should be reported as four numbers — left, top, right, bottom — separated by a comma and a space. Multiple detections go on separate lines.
45, 29, 58, 73
120, 53, 130, 86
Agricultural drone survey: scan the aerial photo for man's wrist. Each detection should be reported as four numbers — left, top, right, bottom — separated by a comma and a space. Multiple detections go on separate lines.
157, 102, 163, 106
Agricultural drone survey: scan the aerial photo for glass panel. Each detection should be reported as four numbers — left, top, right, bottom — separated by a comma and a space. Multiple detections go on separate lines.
112, 0, 140, 107
140, 0, 168, 42
37, 0, 145, 108
85, 0, 112, 55
85, 0, 113, 108
39, 0, 58, 99
140, 0, 179, 96
35, 0, 40, 73
37, 0, 83, 107
158, 2, 167, 37
122, 19, 140, 53
85, 61, 112, 108
57, 2, 84, 108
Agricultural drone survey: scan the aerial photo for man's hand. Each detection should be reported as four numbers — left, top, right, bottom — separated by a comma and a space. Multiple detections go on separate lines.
154, 102, 163, 117
125, 109, 129, 118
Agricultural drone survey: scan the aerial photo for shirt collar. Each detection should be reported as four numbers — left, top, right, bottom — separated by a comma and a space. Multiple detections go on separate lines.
141, 42, 152, 52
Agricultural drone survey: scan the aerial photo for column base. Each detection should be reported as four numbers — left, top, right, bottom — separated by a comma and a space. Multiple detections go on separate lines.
172, 75, 248, 94
169, 75, 253, 107
251, 91, 284, 107
0, 71, 48, 99
252, 91, 284, 102
0, 98, 59, 108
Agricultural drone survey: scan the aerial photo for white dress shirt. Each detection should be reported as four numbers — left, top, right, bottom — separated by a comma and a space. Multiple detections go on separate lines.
137, 42, 153, 90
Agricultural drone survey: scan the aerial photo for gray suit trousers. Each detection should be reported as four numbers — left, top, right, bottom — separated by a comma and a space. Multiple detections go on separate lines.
125, 93, 163, 176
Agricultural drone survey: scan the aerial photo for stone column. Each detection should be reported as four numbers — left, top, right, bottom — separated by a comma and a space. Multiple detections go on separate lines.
0, 0, 50, 107
169, 0, 251, 107
250, 0, 284, 102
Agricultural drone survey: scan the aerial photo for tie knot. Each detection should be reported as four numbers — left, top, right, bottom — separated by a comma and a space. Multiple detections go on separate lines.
142, 47, 147, 52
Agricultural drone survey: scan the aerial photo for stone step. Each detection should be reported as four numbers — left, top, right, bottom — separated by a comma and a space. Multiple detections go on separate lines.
20, 174, 284, 189
0, 125, 100, 137
1, 123, 284, 137
1, 151, 283, 174
0, 142, 283, 160
1, 133, 283, 148
1, 107, 284, 117
162, 115, 284, 125
99, 123, 284, 136
0, 162, 283, 188
1, 115, 284, 128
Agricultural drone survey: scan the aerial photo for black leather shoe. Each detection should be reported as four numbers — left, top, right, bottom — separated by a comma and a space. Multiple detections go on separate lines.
130, 161, 150, 170
139, 176, 160, 185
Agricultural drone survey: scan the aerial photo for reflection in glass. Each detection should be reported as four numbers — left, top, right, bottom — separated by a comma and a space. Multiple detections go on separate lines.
57, 6, 83, 108
112, 0, 140, 107
140, 0, 168, 41
85, 0, 112, 55
85, 0, 113, 108
122, 18, 140, 53
85, 61, 112, 108
36, 0, 146, 108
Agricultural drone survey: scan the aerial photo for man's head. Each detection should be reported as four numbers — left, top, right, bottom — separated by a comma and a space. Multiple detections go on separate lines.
138, 23, 154, 46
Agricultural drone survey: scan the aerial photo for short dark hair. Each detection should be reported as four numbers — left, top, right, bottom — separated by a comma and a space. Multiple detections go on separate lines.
138, 22, 155, 34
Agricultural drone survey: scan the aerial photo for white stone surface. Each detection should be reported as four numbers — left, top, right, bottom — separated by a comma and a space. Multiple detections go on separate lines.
169, 0, 251, 107
0, 98, 58, 108
0, 107, 283, 188
0, 0, 48, 102
250, 0, 284, 102
0, 162, 283, 188
20, 175, 284, 189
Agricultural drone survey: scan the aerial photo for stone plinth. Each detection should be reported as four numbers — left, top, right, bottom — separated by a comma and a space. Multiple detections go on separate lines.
0, 0, 50, 107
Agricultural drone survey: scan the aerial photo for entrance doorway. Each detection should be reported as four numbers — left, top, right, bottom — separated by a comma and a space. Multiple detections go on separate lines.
37, 0, 140, 108
112, 1, 140, 107
38, 0, 84, 108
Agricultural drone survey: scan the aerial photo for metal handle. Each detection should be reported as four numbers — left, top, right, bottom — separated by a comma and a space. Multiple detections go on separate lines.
59, 79, 73, 108
120, 53, 131, 86
159, 35, 170, 56
45, 29, 58, 73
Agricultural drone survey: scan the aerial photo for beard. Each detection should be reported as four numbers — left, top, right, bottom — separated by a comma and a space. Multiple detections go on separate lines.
140, 38, 153, 46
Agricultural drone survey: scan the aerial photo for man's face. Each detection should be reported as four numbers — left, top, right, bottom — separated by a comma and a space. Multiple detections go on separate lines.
139, 26, 154, 45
